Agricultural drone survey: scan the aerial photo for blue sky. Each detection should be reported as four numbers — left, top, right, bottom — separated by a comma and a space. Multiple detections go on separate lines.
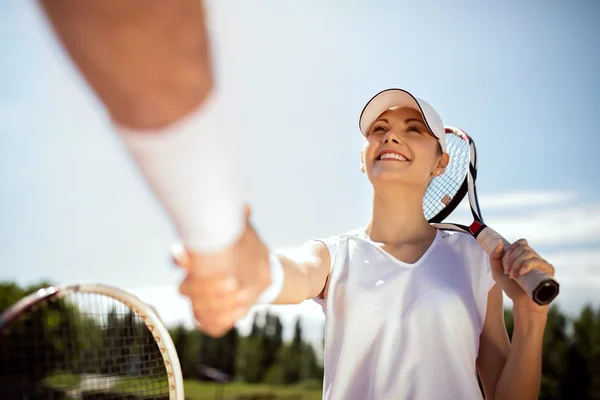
1, 0, 599, 344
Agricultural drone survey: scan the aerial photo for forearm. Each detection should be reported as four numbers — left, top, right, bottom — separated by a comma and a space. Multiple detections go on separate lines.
494, 309, 547, 400
39, 0, 212, 129
271, 255, 311, 305
119, 92, 245, 253
271, 252, 328, 305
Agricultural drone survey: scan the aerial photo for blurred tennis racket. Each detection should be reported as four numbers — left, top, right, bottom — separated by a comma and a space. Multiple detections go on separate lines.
0, 283, 184, 399
425, 126, 559, 305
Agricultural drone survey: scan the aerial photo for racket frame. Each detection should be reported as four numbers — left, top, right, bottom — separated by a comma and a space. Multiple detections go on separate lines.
0, 283, 185, 400
429, 127, 559, 305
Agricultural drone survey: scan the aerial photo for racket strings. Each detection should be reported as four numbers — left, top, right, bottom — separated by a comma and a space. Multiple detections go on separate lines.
1, 292, 170, 399
423, 133, 470, 220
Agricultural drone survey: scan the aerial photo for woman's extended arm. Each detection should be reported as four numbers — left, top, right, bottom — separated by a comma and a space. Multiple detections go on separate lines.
272, 240, 332, 305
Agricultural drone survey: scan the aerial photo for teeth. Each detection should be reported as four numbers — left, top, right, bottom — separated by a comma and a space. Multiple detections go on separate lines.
380, 153, 407, 161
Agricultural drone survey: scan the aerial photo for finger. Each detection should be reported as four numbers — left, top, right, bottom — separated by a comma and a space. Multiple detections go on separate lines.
179, 274, 193, 296
179, 274, 237, 296
488, 243, 506, 281
518, 259, 555, 278
513, 238, 529, 247
170, 242, 190, 268
504, 239, 529, 259
503, 244, 529, 274
244, 204, 252, 220
490, 242, 504, 261
193, 305, 249, 338
179, 274, 239, 298
191, 292, 240, 314
194, 317, 232, 338
195, 287, 255, 313
213, 304, 250, 327
509, 253, 538, 279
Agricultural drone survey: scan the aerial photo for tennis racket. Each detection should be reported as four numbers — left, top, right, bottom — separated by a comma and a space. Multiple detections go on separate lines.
0, 283, 184, 400
425, 126, 559, 305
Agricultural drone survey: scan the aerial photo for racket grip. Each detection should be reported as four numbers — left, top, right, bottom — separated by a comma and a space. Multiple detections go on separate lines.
477, 227, 559, 306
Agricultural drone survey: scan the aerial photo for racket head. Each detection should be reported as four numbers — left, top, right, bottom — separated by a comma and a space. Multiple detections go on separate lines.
425, 126, 477, 223
0, 283, 184, 400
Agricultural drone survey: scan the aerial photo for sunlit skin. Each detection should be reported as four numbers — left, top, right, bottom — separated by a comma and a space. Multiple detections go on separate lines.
359, 107, 449, 249
361, 107, 448, 188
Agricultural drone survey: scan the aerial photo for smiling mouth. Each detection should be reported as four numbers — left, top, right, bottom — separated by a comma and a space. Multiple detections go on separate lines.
376, 153, 410, 162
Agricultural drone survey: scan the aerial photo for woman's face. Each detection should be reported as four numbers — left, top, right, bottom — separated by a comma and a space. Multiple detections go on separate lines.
361, 107, 449, 189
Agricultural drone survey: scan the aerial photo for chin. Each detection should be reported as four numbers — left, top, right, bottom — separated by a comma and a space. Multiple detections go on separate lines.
367, 171, 415, 187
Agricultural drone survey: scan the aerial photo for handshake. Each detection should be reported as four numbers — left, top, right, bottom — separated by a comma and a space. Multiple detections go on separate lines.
171, 206, 274, 337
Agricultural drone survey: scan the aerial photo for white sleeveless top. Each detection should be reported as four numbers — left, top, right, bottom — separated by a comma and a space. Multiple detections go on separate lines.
313, 228, 496, 400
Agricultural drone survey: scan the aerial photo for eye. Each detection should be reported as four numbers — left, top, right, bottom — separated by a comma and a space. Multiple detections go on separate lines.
406, 125, 423, 134
369, 123, 387, 136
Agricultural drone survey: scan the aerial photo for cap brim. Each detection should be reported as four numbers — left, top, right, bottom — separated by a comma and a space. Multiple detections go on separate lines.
359, 88, 430, 136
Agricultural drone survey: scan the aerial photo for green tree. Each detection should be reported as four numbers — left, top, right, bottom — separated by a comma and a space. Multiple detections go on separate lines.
279, 317, 304, 384
220, 327, 238, 377
236, 334, 264, 383
259, 312, 283, 379
539, 305, 569, 400
250, 313, 262, 337
590, 307, 600, 399
560, 305, 598, 399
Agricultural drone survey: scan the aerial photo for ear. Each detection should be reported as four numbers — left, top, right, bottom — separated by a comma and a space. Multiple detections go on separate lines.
433, 152, 450, 176
360, 151, 366, 173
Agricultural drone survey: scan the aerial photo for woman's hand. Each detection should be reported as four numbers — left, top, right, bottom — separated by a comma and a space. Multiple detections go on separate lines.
489, 239, 555, 315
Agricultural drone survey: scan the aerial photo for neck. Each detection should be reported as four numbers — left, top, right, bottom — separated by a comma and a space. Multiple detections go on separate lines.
365, 183, 435, 245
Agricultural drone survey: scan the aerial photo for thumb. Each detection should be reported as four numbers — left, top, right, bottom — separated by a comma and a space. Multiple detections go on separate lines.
170, 242, 190, 269
489, 243, 505, 279
490, 242, 504, 261
243, 204, 252, 222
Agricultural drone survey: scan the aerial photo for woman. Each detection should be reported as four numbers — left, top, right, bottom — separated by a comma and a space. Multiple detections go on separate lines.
176, 88, 554, 400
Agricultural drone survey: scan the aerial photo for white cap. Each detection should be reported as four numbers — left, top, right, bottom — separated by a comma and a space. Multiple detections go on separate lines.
359, 88, 447, 153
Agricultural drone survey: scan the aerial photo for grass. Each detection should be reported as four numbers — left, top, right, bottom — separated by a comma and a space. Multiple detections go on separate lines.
43, 372, 81, 389
40, 373, 323, 400
183, 380, 323, 400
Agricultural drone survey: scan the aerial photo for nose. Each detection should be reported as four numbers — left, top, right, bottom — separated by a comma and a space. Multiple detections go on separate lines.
383, 129, 402, 144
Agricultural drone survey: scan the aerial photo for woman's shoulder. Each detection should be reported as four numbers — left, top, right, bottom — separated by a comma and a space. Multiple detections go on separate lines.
438, 228, 478, 246
437, 229, 489, 260
313, 227, 367, 244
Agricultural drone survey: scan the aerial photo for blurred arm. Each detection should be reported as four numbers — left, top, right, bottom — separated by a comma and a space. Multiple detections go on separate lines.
38, 0, 245, 252
38, 0, 213, 129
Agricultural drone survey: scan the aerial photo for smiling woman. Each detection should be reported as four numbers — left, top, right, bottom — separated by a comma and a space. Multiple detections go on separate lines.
173, 88, 553, 400
360, 106, 448, 188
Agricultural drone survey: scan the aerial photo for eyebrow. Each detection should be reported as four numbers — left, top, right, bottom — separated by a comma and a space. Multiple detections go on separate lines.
404, 118, 426, 126
374, 117, 426, 125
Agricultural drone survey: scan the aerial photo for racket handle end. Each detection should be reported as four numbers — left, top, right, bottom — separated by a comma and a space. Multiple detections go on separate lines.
524, 270, 560, 305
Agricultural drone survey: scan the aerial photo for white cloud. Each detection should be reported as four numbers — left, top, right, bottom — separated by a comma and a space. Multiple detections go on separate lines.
440, 191, 600, 248
453, 190, 577, 213
485, 204, 600, 247
544, 248, 600, 280
478, 191, 578, 210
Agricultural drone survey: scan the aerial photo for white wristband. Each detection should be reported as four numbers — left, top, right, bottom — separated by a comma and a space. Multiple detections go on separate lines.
256, 254, 285, 304
117, 90, 244, 253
